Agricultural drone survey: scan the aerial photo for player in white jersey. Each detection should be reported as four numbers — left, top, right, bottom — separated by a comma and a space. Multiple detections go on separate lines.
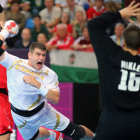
0, 5, 94, 140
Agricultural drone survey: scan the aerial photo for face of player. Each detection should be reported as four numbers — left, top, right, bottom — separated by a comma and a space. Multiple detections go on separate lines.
115, 26, 124, 37
44, 0, 53, 9
37, 34, 47, 44
28, 48, 47, 70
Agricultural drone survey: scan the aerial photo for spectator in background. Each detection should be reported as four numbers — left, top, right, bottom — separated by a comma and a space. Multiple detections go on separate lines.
110, 23, 124, 47
31, 0, 45, 16
37, 33, 48, 46
46, 23, 74, 51
72, 11, 87, 39
31, 15, 49, 42
105, 1, 125, 36
104, 0, 122, 9
5, 1, 26, 48
128, 15, 140, 28
14, 28, 33, 49
63, 0, 86, 24
20, 0, 31, 19
87, 0, 106, 20
55, 0, 90, 8
105, 1, 118, 12
39, 0, 61, 34
71, 26, 93, 51
5, 1, 25, 30
53, 12, 73, 36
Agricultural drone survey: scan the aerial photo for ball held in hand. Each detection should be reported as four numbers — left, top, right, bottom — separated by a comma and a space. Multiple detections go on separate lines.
4, 20, 19, 37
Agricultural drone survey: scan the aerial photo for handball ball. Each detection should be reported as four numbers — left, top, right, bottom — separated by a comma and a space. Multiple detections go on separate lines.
4, 20, 19, 38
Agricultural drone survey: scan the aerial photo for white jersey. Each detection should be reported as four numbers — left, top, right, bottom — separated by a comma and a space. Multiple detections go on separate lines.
0, 52, 60, 110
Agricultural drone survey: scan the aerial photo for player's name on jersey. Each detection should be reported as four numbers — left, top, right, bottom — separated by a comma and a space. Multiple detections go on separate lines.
15, 64, 45, 80
121, 60, 140, 72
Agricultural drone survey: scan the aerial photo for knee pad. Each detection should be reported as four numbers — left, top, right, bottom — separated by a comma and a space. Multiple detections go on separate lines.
60, 121, 86, 139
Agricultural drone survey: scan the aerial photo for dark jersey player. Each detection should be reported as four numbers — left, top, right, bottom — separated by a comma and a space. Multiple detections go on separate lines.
0, 64, 13, 140
88, 1, 140, 140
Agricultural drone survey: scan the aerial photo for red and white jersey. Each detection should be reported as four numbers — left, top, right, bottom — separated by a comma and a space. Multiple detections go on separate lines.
47, 34, 74, 49
87, 6, 106, 19
0, 64, 8, 92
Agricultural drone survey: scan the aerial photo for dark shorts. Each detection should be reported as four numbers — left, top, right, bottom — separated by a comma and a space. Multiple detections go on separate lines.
93, 108, 140, 140
0, 93, 13, 135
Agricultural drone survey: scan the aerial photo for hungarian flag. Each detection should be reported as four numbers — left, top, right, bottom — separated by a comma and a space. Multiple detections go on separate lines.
49, 48, 99, 83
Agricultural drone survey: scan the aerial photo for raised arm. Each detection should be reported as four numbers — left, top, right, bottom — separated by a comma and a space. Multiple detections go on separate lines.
0, 4, 9, 62
87, 1, 140, 58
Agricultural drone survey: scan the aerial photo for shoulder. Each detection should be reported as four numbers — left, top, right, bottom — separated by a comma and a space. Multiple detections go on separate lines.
110, 34, 116, 39
42, 65, 58, 78
75, 5, 85, 10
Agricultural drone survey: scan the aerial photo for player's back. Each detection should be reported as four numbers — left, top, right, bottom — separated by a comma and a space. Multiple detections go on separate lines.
98, 46, 140, 112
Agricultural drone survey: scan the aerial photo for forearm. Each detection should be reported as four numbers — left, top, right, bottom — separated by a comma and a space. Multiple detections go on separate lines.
0, 5, 6, 27
38, 84, 60, 104
72, 26, 77, 39
45, 90, 60, 104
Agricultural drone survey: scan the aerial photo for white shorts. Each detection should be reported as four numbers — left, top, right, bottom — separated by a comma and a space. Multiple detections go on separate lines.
11, 101, 70, 140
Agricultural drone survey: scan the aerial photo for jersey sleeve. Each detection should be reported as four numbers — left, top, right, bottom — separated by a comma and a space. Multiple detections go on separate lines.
47, 72, 60, 92
0, 51, 19, 70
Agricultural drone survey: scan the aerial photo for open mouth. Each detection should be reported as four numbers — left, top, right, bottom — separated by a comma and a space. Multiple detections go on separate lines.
37, 62, 43, 68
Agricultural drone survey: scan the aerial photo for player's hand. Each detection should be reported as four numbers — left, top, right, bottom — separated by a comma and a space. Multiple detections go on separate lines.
23, 75, 41, 89
119, 1, 140, 23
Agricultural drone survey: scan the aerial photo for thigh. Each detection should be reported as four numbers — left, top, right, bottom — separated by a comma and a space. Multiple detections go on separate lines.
11, 111, 39, 140
0, 133, 10, 140
41, 103, 70, 131
0, 95, 13, 135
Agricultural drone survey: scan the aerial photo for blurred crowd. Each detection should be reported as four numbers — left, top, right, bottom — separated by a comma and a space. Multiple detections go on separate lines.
0, 0, 140, 52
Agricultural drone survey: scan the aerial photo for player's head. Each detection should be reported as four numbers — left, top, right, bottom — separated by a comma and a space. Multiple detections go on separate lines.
123, 25, 140, 51
28, 42, 47, 70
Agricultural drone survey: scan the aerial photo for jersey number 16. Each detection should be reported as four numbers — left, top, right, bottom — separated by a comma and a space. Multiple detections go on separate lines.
118, 69, 140, 91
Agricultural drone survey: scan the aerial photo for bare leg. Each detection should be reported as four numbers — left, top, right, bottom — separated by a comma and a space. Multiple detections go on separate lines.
35, 127, 50, 140
0, 133, 10, 140
80, 125, 94, 140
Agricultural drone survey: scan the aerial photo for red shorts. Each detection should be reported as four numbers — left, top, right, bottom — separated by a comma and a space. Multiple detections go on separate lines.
0, 93, 13, 135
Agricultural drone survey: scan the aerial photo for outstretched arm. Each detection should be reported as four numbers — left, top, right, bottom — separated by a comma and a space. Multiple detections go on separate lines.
0, 4, 9, 62
88, 1, 140, 58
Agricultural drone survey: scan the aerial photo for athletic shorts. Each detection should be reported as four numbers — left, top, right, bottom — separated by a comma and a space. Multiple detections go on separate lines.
0, 93, 13, 135
93, 108, 140, 140
11, 101, 70, 140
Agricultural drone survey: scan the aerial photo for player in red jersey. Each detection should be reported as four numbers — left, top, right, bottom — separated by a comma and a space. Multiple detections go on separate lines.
0, 8, 13, 140
0, 64, 14, 140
